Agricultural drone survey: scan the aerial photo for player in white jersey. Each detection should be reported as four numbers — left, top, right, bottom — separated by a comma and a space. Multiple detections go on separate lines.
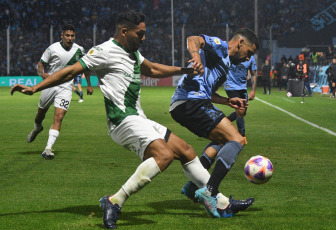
27, 24, 93, 159
11, 11, 229, 229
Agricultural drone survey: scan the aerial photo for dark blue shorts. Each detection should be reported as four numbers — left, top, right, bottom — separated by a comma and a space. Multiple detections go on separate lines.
74, 75, 82, 85
226, 89, 248, 101
170, 100, 225, 138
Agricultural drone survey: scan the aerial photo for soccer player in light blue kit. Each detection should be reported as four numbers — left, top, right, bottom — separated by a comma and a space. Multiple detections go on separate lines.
199, 56, 257, 199
225, 55, 257, 140
170, 28, 259, 218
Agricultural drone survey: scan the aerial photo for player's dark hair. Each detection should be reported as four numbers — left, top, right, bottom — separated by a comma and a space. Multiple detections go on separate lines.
116, 10, 146, 29
62, 24, 76, 32
234, 28, 259, 50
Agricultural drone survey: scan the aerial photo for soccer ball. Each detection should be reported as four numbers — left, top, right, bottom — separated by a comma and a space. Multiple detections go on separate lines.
287, 92, 292, 97
244, 155, 273, 184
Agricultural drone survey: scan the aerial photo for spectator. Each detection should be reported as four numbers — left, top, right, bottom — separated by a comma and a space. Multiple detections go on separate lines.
262, 59, 272, 94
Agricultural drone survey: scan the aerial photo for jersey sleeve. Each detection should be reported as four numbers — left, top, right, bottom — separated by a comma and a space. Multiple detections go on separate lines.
250, 55, 257, 72
79, 46, 107, 71
200, 34, 228, 58
40, 47, 51, 64
80, 46, 86, 58
137, 51, 145, 65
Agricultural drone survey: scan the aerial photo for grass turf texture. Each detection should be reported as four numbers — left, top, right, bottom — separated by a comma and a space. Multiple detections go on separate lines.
1, 86, 335, 230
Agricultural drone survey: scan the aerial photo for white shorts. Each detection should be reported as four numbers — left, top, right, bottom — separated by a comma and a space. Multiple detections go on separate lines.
109, 115, 168, 160
38, 86, 72, 111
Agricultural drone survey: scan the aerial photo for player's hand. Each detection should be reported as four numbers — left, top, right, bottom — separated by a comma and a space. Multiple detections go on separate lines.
41, 73, 50, 80
228, 98, 248, 109
87, 86, 93, 95
248, 91, 256, 100
10, 84, 35, 95
188, 56, 204, 76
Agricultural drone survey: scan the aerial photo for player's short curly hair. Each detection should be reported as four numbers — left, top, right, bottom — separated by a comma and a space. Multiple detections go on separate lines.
116, 10, 146, 29
62, 24, 76, 32
234, 28, 259, 50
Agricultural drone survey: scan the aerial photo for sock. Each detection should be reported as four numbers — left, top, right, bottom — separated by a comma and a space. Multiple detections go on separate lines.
46, 129, 59, 149
207, 141, 243, 196
216, 193, 230, 209
207, 161, 228, 196
74, 89, 80, 96
182, 157, 210, 188
227, 112, 237, 122
236, 117, 245, 137
200, 154, 212, 170
34, 122, 42, 131
110, 157, 161, 207
200, 142, 221, 169
79, 91, 83, 99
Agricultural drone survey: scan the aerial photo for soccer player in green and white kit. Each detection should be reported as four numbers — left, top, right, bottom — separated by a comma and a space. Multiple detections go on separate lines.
28, 24, 93, 159
11, 11, 252, 229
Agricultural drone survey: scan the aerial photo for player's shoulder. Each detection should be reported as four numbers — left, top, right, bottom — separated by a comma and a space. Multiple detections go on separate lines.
72, 42, 84, 49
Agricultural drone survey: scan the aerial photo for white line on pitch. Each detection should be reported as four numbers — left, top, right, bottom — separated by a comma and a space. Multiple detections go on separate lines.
255, 97, 336, 136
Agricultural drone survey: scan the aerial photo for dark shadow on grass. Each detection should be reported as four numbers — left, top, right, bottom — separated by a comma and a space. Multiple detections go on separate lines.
18, 150, 65, 156
0, 199, 258, 228
18, 150, 44, 155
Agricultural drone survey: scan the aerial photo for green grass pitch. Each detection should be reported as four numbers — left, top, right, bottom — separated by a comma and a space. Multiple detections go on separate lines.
0, 86, 335, 230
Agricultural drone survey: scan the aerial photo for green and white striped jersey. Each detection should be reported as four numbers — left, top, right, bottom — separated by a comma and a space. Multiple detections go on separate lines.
40, 41, 85, 90
79, 38, 146, 130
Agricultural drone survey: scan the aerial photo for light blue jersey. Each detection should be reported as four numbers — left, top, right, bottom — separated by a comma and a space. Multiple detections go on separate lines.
171, 35, 230, 104
224, 55, 256, 91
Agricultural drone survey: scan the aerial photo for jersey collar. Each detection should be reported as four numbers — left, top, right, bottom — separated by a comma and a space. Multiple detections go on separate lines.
112, 39, 129, 53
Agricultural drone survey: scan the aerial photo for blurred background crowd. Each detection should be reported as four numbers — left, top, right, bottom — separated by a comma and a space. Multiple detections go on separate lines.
0, 0, 335, 76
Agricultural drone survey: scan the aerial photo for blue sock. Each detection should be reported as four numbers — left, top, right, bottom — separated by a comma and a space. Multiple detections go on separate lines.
236, 117, 245, 137
227, 112, 237, 122
207, 141, 243, 195
200, 142, 222, 169
79, 91, 83, 99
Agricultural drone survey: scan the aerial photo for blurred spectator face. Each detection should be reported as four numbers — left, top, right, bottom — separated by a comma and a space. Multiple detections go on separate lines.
61, 30, 75, 48
333, 58, 336, 64
265, 59, 269, 65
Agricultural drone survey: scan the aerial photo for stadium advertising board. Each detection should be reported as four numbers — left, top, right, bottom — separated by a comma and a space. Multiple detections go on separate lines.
0, 76, 99, 87
141, 75, 172, 86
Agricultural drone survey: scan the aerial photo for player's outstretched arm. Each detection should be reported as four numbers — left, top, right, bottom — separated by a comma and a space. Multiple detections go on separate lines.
249, 70, 257, 100
212, 92, 248, 109
140, 59, 196, 78
11, 61, 85, 96
84, 71, 93, 95
187, 36, 205, 76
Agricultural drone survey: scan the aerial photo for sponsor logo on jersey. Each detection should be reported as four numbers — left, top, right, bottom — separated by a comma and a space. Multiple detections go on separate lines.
214, 39, 220, 44
124, 73, 141, 82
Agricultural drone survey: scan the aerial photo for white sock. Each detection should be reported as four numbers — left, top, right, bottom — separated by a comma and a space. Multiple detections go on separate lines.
46, 129, 59, 149
182, 157, 210, 188
34, 123, 42, 131
109, 157, 161, 207
182, 157, 230, 207
216, 193, 230, 209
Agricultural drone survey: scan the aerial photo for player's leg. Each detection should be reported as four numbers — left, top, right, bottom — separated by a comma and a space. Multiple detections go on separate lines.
27, 107, 48, 143
42, 89, 71, 159
101, 117, 177, 228
42, 107, 67, 159
27, 89, 56, 143
194, 117, 246, 217
206, 117, 245, 194
77, 83, 83, 101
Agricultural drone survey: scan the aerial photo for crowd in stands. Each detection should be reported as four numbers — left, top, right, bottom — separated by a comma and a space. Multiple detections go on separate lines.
0, 0, 334, 76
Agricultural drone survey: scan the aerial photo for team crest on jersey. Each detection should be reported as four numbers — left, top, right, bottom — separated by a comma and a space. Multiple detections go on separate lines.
89, 49, 94, 55
214, 39, 220, 44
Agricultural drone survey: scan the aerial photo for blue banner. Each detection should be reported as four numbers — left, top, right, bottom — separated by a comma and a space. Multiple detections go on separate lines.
312, 65, 330, 92
310, 2, 336, 31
